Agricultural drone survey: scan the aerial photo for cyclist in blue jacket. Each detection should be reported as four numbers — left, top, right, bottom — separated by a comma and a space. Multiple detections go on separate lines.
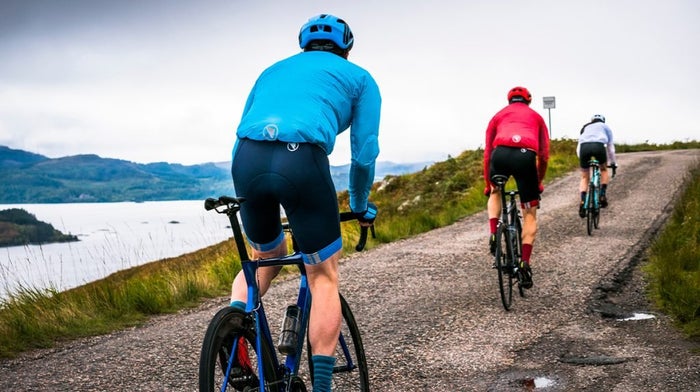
229, 14, 380, 391
577, 114, 617, 217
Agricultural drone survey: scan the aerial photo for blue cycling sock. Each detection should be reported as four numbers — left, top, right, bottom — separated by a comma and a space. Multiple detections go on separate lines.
230, 300, 246, 311
311, 355, 336, 392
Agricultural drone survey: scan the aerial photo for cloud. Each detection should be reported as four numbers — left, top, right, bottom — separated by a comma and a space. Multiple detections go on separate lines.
1, 0, 698, 165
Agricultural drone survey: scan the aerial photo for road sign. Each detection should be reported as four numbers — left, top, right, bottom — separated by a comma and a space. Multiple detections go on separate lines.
543, 96, 556, 109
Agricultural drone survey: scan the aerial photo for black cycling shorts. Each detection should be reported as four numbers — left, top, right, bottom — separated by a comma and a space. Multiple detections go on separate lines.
489, 146, 540, 206
579, 142, 608, 168
231, 139, 341, 264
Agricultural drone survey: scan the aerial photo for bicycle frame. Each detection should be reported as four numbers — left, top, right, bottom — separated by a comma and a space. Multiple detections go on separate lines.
491, 174, 524, 310
493, 175, 521, 263
584, 158, 601, 211
204, 196, 370, 391
583, 158, 601, 235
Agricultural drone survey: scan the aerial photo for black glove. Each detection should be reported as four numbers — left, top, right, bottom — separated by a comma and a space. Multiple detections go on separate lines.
609, 163, 618, 177
353, 202, 377, 224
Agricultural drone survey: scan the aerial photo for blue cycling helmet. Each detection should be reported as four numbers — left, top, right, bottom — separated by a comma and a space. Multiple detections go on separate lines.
298, 14, 354, 50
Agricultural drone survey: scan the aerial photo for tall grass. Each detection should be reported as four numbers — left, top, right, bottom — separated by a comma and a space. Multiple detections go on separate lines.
0, 240, 238, 358
643, 160, 700, 340
1, 139, 698, 358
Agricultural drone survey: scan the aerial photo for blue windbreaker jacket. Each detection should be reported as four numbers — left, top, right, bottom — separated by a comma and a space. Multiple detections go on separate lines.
234, 51, 381, 212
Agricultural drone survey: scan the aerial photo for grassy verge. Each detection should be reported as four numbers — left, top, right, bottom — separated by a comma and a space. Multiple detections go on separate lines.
1, 139, 698, 358
643, 160, 700, 340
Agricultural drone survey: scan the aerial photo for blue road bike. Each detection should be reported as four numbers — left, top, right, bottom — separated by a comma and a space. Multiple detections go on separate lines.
582, 157, 602, 236
198, 196, 372, 391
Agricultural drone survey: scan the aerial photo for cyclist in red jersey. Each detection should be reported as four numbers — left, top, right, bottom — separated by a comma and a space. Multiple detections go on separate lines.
483, 86, 550, 289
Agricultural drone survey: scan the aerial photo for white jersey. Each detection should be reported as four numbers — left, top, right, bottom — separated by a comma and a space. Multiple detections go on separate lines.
577, 121, 616, 164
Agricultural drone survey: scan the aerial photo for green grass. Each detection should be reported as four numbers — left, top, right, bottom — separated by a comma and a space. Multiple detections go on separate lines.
643, 160, 700, 340
1, 139, 698, 358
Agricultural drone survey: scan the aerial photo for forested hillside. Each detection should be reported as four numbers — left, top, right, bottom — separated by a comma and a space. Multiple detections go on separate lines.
0, 146, 430, 203
0, 208, 78, 247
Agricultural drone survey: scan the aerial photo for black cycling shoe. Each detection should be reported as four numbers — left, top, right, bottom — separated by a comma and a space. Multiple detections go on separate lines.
519, 261, 533, 289
600, 194, 608, 208
578, 202, 586, 218
489, 234, 497, 256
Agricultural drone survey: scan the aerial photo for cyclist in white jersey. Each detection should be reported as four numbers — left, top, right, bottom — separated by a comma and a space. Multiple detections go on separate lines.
577, 114, 617, 217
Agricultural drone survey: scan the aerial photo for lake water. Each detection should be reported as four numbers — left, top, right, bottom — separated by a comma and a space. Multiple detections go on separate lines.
0, 200, 234, 301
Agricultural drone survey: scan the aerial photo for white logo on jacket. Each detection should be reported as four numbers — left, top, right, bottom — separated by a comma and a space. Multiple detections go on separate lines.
263, 124, 279, 140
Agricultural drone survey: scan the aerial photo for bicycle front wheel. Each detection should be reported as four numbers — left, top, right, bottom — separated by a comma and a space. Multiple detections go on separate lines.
199, 306, 279, 392
306, 294, 370, 391
495, 226, 514, 310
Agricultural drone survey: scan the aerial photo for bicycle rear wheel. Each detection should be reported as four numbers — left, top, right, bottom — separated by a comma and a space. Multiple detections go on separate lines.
593, 208, 600, 229
199, 306, 279, 392
307, 294, 370, 391
586, 186, 595, 236
495, 226, 514, 310
593, 188, 600, 229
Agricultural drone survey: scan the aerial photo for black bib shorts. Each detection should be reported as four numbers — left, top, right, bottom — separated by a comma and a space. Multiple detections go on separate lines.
489, 146, 540, 206
231, 139, 341, 265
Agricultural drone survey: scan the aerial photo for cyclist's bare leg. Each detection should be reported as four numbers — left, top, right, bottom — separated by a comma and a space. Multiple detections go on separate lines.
579, 169, 590, 193
521, 206, 537, 254
600, 165, 610, 186
487, 186, 502, 220
306, 251, 342, 356
230, 238, 286, 303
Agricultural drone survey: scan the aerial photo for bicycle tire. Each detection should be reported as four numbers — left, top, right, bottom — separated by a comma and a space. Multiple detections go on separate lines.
586, 185, 595, 236
307, 294, 370, 391
593, 207, 600, 229
199, 306, 279, 392
495, 225, 514, 310
592, 187, 600, 230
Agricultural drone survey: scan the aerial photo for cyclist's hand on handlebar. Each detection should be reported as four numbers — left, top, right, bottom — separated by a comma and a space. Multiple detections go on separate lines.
353, 202, 377, 226
483, 186, 491, 197
538, 182, 544, 194
609, 163, 618, 177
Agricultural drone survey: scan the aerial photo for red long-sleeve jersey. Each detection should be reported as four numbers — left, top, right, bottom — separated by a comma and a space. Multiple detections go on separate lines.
483, 102, 550, 187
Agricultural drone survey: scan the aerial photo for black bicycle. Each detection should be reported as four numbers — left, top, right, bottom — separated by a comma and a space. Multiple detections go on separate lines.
198, 196, 373, 391
491, 175, 525, 311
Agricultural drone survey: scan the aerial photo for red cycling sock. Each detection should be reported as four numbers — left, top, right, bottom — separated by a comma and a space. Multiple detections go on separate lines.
522, 244, 533, 264
489, 218, 498, 234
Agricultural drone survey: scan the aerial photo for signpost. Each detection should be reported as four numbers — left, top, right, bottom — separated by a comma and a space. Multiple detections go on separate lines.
543, 96, 555, 138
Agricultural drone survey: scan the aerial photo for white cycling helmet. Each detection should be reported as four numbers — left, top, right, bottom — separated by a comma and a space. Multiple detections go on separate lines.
591, 114, 606, 123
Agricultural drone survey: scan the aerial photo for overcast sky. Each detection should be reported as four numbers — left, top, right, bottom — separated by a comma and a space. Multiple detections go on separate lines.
1, 0, 698, 166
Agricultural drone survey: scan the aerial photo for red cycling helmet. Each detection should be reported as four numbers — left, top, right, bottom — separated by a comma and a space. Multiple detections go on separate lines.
507, 86, 532, 104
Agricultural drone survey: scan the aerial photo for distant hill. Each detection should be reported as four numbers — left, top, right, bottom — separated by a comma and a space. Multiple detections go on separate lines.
0, 146, 432, 203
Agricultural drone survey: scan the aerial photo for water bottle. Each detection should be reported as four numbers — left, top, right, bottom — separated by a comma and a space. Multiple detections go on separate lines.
278, 305, 301, 355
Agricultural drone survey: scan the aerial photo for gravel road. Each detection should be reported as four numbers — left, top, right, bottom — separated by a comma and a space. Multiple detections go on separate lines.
1, 149, 699, 391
